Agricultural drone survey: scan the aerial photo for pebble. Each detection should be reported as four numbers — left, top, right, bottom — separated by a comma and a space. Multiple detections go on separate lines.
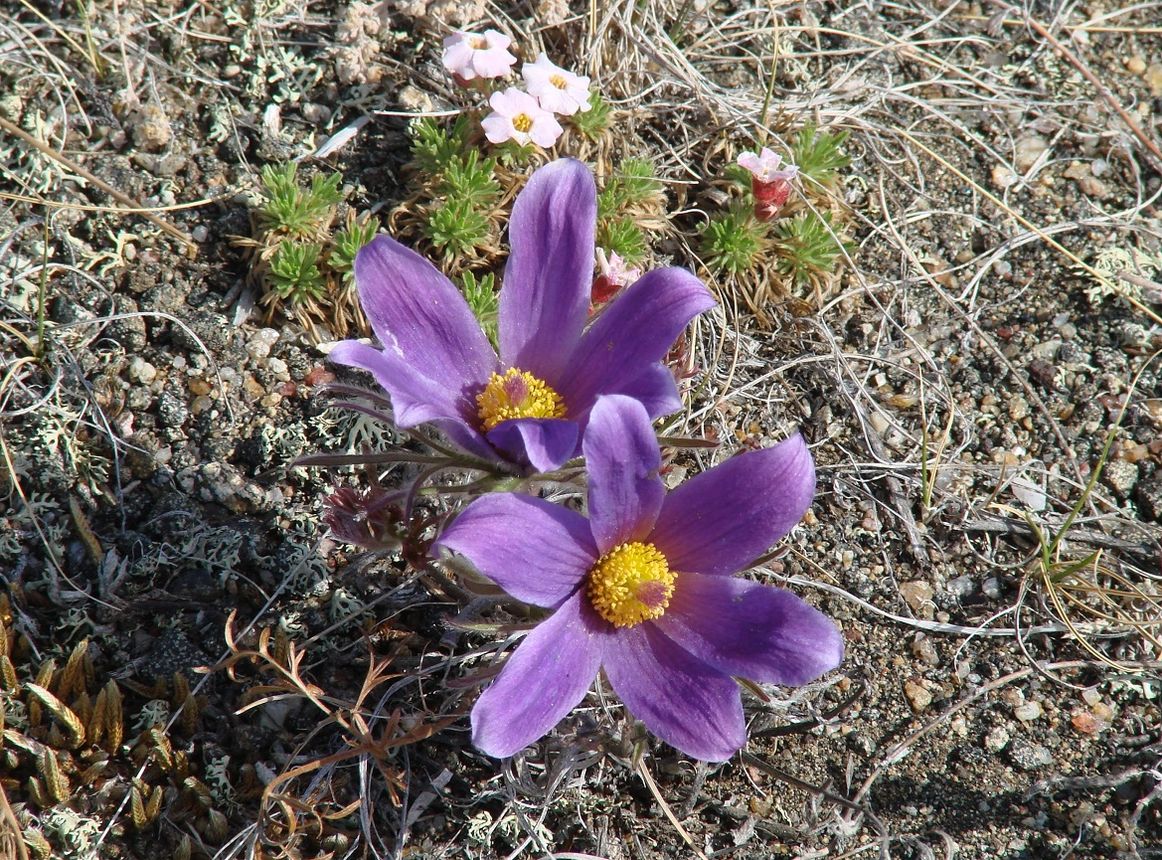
899, 580, 935, 618
1147, 63, 1162, 96
912, 635, 939, 667
192, 225, 209, 243
128, 356, 157, 384
1014, 134, 1048, 173
1126, 55, 1146, 75
1103, 459, 1138, 497
947, 575, 976, 599
1081, 688, 1102, 706
1014, 701, 1043, 721
268, 357, 289, 379
1008, 740, 1054, 771
247, 328, 281, 361
904, 679, 933, 712
985, 726, 1010, 752
982, 577, 1002, 599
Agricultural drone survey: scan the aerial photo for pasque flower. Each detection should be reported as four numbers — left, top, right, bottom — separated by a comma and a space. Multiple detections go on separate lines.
436, 395, 843, 761
522, 53, 591, 115
441, 30, 517, 81
737, 147, 799, 220
481, 88, 563, 147
328, 160, 715, 473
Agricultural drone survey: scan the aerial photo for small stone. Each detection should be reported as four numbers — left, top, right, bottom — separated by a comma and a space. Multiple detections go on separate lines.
1126, 55, 1147, 75
1146, 63, 1162, 96
982, 577, 1002, 599
1014, 702, 1043, 722
899, 580, 935, 618
912, 635, 939, 667
1008, 739, 1053, 771
904, 679, 933, 712
1134, 474, 1162, 522
130, 103, 173, 151
947, 575, 976, 599
268, 357, 289, 379
1071, 709, 1106, 735
1014, 134, 1048, 172
992, 164, 1019, 189
1103, 459, 1138, 498
247, 328, 280, 361
188, 378, 212, 396
985, 726, 1010, 752
1081, 688, 1101, 707
127, 357, 157, 384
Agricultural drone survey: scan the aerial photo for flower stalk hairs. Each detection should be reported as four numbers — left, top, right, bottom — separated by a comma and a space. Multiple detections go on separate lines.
327, 159, 714, 475
436, 395, 844, 761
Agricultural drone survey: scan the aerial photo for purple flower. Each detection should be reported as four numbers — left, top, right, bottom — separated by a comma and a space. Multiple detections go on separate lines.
328, 160, 715, 474
435, 395, 843, 761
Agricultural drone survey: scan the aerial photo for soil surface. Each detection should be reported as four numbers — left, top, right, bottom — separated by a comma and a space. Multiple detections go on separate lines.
2, 1, 1161, 859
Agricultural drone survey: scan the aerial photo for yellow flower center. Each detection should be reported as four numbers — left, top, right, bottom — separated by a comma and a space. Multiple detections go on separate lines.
470, 36, 487, 49
587, 542, 676, 628
476, 368, 566, 430
512, 113, 533, 133
550, 74, 568, 90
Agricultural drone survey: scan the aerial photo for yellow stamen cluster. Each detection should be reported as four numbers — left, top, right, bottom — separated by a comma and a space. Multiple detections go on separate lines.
549, 74, 568, 90
587, 542, 676, 628
512, 113, 533, 133
476, 368, 566, 430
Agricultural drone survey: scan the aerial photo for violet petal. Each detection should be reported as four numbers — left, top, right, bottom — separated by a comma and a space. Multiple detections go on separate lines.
471, 593, 605, 758
435, 493, 595, 608
486, 418, 579, 473
558, 267, 714, 414
603, 624, 745, 762
650, 434, 815, 576
328, 341, 475, 430
499, 159, 596, 381
656, 573, 843, 685
606, 363, 682, 422
354, 235, 499, 393
582, 396, 664, 554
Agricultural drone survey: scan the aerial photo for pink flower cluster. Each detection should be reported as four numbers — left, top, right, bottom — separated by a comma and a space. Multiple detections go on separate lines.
441, 30, 593, 148
737, 147, 799, 220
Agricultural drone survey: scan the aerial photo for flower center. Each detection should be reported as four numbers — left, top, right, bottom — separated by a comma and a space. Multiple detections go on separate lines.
587, 541, 676, 628
470, 36, 487, 49
550, 74, 568, 90
512, 113, 533, 133
476, 368, 566, 430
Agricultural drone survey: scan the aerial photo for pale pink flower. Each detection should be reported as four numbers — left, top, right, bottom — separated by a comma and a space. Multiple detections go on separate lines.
737, 147, 799, 221
441, 30, 517, 81
521, 53, 591, 115
737, 147, 799, 184
481, 88, 563, 147
592, 248, 642, 307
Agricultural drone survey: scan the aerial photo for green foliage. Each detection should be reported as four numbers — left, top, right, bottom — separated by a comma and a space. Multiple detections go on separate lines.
440, 150, 500, 208
773, 211, 847, 285
460, 271, 498, 347
700, 205, 767, 276
411, 115, 472, 174
724, 162, 754, 191
331, 214, 378, 283
570, 90, 612, 139
597, 158, 663, 218
492, 139, 536, 167
597, 217, 647, 264
260, 163, 343, 237
426, 199, 489, 261
270, 242, 327, 303
789, 124, 850, 185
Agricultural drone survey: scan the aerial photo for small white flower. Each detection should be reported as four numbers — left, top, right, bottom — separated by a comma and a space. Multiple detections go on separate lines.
481, 88, 563, 147
521, 53, 591, 116
442, 30, 517, 81
737, 147, 799, 183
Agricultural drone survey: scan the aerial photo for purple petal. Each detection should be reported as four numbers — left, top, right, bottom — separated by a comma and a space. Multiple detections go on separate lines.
472, 593, 605, 758
558, 267, 715, 413
603, 624, 745, 762
486, 418, 579, 473
650, 434, 815, 577
606, 363, 682, 421
656, 573, 843, 685
329, 340, 473, 429
582, 396, 664, 554
499, 159, 595, 381
355, 236, 499, 394
436, 493, 595, 608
